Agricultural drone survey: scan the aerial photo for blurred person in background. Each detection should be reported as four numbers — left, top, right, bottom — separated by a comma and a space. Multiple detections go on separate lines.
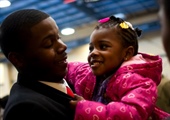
159, 0, 170, 62
156, 75, 170, 113
157, 0, 170, 118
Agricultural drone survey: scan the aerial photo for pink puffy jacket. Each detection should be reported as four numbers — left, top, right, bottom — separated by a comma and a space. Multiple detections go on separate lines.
65, 53, 170, 120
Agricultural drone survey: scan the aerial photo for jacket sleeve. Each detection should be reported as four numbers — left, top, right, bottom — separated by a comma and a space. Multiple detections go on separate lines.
74, 73, 159, 120
65, 62, 95, 99
65, 62, 86, 85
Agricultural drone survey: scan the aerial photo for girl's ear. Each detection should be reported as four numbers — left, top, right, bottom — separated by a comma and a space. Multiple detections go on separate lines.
8, 52, 24, 70
124, 46, 134, 61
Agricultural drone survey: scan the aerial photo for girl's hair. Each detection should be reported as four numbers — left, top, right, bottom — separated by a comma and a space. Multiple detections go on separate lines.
95, 15, 142, 56
0, 9, 50, 58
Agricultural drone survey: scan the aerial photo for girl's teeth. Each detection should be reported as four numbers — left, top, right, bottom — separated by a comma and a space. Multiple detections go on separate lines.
93, 62, 100, 65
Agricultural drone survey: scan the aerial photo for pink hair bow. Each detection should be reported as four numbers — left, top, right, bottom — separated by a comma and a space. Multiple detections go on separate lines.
98, 17, 110, 23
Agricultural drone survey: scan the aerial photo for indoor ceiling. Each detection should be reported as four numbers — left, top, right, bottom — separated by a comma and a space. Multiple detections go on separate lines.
0, 0, 160, 62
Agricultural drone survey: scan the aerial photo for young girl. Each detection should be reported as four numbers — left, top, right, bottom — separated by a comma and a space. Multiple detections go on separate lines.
66, 16, 170, 120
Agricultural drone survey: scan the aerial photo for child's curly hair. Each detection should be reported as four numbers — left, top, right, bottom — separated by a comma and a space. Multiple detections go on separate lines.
96, 15, 142, 56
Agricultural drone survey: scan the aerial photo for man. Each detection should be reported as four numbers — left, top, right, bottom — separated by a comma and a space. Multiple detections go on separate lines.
0, 9, 75, 120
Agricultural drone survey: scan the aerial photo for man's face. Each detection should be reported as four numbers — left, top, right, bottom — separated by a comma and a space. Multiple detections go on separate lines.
22, 17, 68, 82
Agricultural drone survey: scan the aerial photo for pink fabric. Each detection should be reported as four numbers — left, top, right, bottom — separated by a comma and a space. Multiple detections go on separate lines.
98, 17, 110, 23
121, 54, 151, 67
65, 53, 170, 120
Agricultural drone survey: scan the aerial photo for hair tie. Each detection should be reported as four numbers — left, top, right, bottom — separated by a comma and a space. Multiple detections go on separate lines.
98, 17, 110, 23
119, 22, 129, 29
119, 21, 135, 30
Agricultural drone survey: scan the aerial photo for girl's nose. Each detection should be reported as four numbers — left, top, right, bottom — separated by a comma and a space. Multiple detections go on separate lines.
89, 48, 99, 57
91, 49, 99, 55
88, 49, 99, 62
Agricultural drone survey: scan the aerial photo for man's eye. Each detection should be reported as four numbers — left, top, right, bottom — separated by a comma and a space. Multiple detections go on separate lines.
44, 40, 53, 48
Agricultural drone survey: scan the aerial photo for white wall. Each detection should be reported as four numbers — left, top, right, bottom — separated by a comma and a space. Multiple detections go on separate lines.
68, 44, 89, 62
0, 63, 10, 98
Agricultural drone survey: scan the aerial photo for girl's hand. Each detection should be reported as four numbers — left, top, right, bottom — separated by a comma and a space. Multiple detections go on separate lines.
69, 94, 84, 110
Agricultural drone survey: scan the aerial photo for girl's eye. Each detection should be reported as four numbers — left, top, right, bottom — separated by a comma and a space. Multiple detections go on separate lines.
89, 46, 94, 53
100, 45, 108, 50
58, 36, 61, 39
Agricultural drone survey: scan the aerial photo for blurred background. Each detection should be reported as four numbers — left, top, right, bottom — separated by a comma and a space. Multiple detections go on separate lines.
0, 0, 169, 98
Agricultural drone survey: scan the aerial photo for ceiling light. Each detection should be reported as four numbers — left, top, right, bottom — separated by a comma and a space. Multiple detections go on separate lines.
0, 0, 11, 8
61, 28, 75, 35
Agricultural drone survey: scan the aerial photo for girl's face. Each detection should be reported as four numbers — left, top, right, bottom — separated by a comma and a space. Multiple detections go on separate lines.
88, 28, 127, 77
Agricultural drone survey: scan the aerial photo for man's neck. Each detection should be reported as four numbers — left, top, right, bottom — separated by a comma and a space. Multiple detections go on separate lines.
39, 79, 67, 93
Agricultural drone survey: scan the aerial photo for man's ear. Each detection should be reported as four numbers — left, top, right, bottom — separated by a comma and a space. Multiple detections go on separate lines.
8, 52, 24, 70
124, 46, 134, 61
